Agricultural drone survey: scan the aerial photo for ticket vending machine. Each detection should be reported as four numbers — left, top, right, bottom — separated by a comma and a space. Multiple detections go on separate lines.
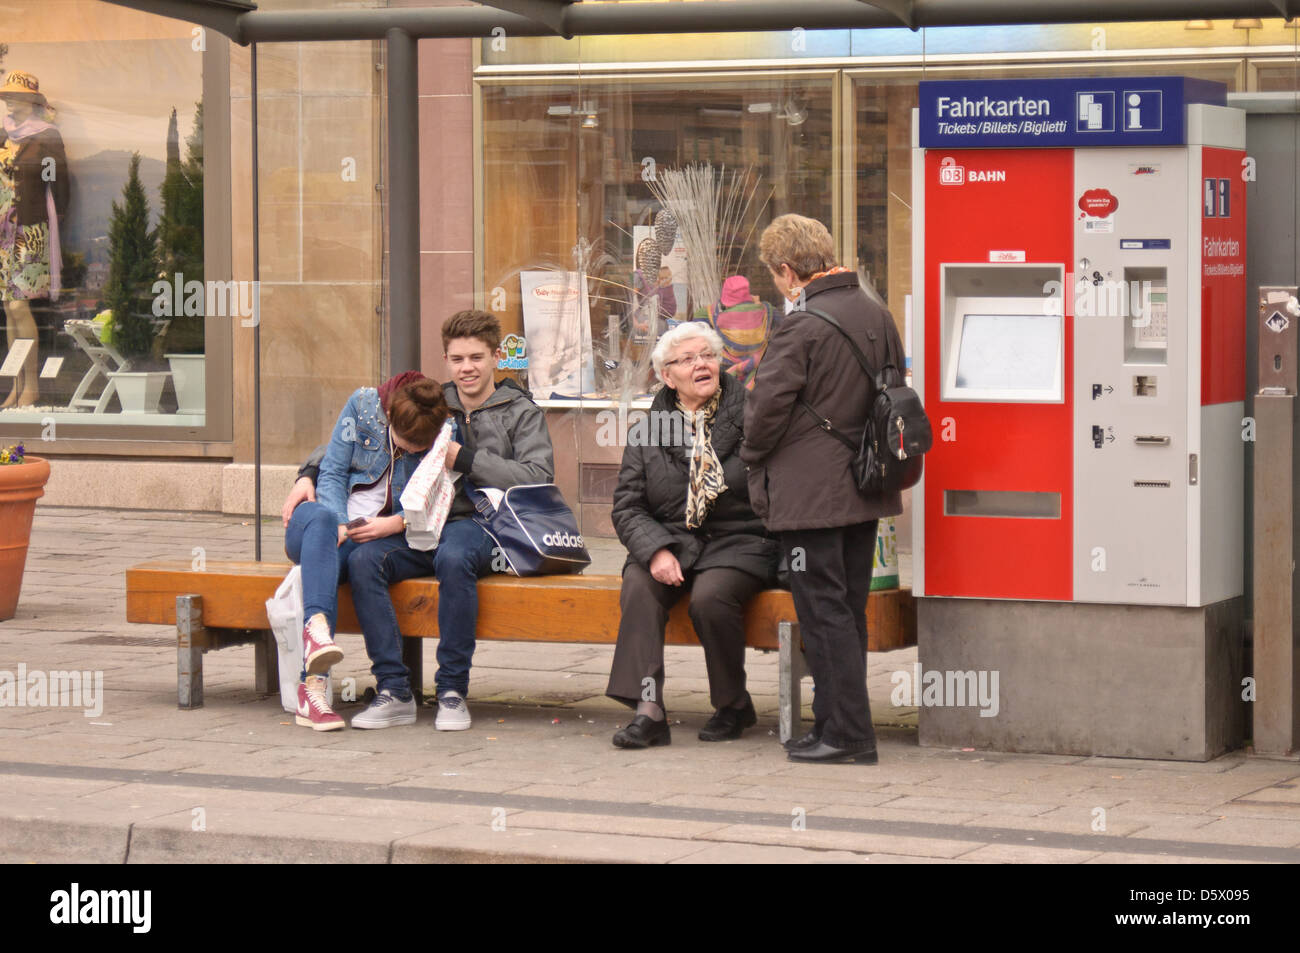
911, 77, 1247, 760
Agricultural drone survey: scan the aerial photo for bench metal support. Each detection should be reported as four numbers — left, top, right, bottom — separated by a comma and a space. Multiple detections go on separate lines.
176, 594, 278, 709
778, 619, 806, 743
255, 630, 280, 697
177, 594, 205, 710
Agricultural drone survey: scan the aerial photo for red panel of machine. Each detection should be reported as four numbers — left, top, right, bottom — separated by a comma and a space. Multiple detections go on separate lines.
924, 149, 1074, 600
1200, 147, 1247, 406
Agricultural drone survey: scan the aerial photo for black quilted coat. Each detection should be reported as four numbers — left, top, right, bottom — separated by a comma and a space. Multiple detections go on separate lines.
612, 370, 779, 583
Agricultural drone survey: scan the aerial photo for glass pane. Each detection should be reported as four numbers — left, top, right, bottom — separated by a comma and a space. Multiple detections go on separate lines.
578, 73, 833, 401
1255, 59, 1300, 92
855, 79, 916, 322
1, 0, 206, 427
482, 72, 834, 402
481, 81, 580, 398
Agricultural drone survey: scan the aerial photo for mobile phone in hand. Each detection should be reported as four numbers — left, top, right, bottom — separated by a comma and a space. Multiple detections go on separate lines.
346, 517, 369, 530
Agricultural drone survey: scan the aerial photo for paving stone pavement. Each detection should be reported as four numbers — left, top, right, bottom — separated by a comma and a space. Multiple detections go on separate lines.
1, 506, 1298, 864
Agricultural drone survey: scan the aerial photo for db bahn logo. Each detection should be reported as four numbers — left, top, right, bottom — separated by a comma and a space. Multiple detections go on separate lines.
939, 156, 965, 185
542, 532, 585, 548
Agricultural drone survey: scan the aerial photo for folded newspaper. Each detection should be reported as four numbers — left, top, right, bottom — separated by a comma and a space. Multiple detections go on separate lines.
398, 419, 457, 550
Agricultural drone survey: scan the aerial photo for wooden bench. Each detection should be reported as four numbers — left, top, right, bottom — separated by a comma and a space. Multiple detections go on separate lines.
125, 560, 916, 742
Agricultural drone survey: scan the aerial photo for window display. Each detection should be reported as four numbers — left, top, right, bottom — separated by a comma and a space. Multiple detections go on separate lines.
0, 7, 205, 427
1, 70, 69, 410
481, 77, 833, 404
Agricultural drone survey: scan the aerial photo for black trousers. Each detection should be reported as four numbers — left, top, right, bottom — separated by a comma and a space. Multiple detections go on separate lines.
606, 562, 765, 712
780, 521, 879, 749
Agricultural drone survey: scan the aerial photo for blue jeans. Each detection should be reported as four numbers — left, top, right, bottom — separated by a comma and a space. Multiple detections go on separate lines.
284, 501, 358, 680
346, 517, 496, 699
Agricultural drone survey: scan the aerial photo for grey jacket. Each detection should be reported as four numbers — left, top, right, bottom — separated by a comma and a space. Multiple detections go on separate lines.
298, 378, 554, 523
299, 445, 326, 483
444, 379, 555, 520
740, 271, 905, 531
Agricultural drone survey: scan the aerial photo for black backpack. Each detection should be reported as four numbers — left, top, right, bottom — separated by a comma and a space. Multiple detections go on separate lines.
798, 306, 932, 495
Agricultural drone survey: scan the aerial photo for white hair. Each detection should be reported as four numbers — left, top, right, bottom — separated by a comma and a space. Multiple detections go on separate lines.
651, 322, 724, 379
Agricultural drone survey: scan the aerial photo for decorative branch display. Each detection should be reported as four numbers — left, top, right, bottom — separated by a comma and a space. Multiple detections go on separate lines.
644, 164, 767, 315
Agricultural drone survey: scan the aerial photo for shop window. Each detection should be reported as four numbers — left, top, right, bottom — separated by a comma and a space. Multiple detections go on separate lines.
854, 81, 917, 325
1254, 60, 1300, 92
482, 77, 833, 403
1, 2, 206, 428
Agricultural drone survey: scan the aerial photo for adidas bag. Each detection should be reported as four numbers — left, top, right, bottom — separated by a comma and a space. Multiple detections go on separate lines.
467, 483, 592, 576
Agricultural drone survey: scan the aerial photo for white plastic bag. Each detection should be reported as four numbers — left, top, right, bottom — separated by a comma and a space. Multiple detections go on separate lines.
265, 565, 331, 713
400, 418, 457, 551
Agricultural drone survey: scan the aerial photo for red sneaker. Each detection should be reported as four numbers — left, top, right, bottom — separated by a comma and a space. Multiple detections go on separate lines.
296, 676, 344, 731
302, 613, 343, 675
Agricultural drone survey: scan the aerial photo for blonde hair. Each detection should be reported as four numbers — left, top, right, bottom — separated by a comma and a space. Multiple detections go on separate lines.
759, 214, 837, 281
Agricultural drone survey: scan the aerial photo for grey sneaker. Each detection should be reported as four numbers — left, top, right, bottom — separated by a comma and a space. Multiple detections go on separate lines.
435, 691, 472, 731
351, 689, 417, 729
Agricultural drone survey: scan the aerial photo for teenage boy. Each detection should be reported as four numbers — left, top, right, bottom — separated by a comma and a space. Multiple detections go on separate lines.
284, 311, 555, 730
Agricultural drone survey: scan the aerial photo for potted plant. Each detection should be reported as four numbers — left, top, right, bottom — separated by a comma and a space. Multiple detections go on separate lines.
0, 444, 50, 621
104, 153, 168, 414
159, 103, 206, 417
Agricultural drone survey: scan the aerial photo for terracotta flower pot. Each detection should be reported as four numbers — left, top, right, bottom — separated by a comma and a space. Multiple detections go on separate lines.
0, 455, 50, 621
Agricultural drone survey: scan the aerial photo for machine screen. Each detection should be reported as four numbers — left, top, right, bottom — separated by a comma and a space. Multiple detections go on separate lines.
954, 313, 1061, 396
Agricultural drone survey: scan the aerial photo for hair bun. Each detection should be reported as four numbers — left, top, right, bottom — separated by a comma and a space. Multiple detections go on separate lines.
406, 379, 446, 409
388, 379, 450, 448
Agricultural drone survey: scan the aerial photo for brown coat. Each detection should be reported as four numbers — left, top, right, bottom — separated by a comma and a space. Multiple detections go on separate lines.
740, 270, 904, 531
0, 126, 70, 226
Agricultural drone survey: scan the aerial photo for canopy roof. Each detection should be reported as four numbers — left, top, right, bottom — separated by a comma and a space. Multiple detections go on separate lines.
100, 0, 1300, 45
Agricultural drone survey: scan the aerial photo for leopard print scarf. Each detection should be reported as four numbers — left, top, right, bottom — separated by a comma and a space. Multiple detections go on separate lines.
679, 387, 727, 529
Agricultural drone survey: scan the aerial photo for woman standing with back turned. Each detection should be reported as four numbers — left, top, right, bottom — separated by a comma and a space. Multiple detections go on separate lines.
741, 214, 904, 764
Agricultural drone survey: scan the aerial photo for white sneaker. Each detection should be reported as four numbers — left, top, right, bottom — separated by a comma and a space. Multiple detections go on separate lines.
351, 689, 417, 729
435, 691, 472, 731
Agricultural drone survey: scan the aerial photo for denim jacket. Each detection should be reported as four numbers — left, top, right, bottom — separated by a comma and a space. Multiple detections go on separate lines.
316, 387, 427, 526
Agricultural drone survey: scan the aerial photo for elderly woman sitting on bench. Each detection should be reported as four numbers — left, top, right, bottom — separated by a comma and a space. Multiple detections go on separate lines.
605, 322, 780, 748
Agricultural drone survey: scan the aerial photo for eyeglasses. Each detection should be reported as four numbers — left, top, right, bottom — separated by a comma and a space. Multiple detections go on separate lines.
663, 350, 719, 370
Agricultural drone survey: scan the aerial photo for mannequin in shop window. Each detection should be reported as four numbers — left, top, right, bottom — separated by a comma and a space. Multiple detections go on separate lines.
0, 71, 70, 409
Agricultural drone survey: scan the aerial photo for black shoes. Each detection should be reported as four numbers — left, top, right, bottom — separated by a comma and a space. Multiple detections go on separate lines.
612, 714, 672, 749
782, 728, 822, 752
787, 740, 878, 764
698, 696, 757, 742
